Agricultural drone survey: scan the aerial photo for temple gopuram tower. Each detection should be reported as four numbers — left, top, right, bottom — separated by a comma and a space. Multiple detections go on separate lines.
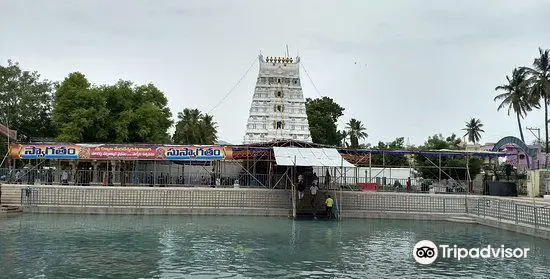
243, 54, 312, 144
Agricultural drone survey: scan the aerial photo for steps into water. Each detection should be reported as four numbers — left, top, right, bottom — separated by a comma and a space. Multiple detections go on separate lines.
0, 205, 22, 214
444, 216, 476, 224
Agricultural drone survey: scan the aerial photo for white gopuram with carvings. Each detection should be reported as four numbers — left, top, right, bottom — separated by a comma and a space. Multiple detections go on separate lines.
243, 55, 312, 144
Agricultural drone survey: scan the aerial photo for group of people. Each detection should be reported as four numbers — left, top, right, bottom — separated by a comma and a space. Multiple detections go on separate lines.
296, 172, 318, 200
296, 171, 336, 219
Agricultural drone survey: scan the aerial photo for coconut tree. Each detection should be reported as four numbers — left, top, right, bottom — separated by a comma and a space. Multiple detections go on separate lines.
338, 130, 349, 148
494, 68, 538, 143
522, 48, 550, 152
173, 108, 218, 144
462, 118, 485, 144
198, 113, 218, 145
345, 118, 368, 149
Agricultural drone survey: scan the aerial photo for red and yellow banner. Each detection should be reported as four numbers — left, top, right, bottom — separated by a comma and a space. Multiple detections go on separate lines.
9, 144, 80, 160
9, 144, 230, 161
81, 145, 158, 160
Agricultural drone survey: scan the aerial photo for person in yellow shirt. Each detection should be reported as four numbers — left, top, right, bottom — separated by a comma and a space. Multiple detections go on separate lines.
325, 195, 334, 219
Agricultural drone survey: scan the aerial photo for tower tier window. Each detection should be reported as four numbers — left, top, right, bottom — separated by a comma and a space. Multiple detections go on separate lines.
275, 91, 283, 98
274, 121, 285, 129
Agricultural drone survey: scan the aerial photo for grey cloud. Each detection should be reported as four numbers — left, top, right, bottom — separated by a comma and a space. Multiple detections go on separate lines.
3, 0, 550, 145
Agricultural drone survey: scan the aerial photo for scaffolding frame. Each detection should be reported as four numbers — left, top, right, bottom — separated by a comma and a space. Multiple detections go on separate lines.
4, 140, 505, 193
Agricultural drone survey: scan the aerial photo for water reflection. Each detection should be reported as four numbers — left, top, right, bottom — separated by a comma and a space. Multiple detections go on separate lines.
0, 215, 549, 278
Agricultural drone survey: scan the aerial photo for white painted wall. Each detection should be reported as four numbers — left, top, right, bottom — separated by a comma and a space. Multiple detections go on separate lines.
243, 55, 312, 144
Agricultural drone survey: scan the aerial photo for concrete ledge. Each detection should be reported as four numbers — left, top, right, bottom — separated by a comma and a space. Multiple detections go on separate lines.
469, 215, 550, 240
342, 210, 466, 221
22, 205, 291, 217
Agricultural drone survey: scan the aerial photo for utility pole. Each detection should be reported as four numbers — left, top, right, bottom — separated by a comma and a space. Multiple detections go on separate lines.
526, 127, 542, 168
526, 127, 541, 146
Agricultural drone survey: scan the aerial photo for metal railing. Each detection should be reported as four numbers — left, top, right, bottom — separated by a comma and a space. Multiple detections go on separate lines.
18, 186, 550, 232
338, 191, 550, 231
2, 168, 470, 193
20, 186, 292, 209
467, 197, 550, 230
1, 168, 294, 189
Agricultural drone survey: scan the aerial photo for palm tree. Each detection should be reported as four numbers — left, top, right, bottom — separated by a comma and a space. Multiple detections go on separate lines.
345, 118, 368, 149
338, 130, 349, 148
173, 108, 218, 144
522, 48, 550, 152
462, 118, 485, 144
199, 113, 218, 144
494, 68, 538, 144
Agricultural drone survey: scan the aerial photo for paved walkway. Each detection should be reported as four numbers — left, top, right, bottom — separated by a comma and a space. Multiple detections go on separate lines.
488, 195, 550, 206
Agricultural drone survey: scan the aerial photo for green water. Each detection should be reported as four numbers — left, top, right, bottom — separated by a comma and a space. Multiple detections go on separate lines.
0, 214, 549, 279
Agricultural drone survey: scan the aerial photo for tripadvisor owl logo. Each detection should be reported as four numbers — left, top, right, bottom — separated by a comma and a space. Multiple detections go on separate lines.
413, 240, 530, 265
413, 240, 438, 265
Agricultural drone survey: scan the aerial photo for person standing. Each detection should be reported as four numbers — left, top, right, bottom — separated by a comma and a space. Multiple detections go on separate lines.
406, 177, 411, 193
325, 195, 334, 219
310, 181, 318, 206
324, 169, 331, 189
15, 170, 21, 184
312, 172, 319, 188
61, 170, 69, 185
297, 174, 305, 199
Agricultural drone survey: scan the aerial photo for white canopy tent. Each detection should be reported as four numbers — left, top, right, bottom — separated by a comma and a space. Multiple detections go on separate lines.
272, 147, 355, 167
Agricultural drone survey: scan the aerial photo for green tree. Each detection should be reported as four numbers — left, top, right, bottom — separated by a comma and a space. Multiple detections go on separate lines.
371, 137, 409, 167
52, 72, 109, 142
305, 97, 345, 146
338, 130, 349, 148
494, 68, 538, 143
53, 73, 173, 143
103, 82, 173, 143
522, 48, 550, 152
0, 60, 56, 141
345, 118, 368, 149
462, 118, 485, 144
413, 134, 482, 180
172, 108, 218, 145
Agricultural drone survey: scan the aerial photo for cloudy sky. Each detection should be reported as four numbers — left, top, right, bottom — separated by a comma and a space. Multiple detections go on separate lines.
2, 0, 550, 146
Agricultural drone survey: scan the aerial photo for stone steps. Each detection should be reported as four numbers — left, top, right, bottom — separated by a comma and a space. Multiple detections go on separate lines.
1, 205, 22, 213
444, 216, 476, 224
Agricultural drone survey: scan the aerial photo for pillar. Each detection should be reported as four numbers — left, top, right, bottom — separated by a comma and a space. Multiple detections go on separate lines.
111, 160, 117, 185
54, 160, 60, 184
92, 160, 99, 184
70, 160, 77, 185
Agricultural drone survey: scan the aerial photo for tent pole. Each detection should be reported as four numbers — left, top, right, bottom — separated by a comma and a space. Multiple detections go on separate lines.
369, 151, 372, 183
466, 154, 471, 194
438, 154, 442, 183
340, 156, 343, 220
292, 155, 296, 219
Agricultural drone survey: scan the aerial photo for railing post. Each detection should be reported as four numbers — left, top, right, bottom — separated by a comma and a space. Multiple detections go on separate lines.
83, 188, 86, 208
515, 204, 518, 224
109, 189, 112, 207
443, 197, 446, 213
483, 199, 486, 219
139, 189, 142, 207
497, 200, 501, 221
534, 206, 538, 229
